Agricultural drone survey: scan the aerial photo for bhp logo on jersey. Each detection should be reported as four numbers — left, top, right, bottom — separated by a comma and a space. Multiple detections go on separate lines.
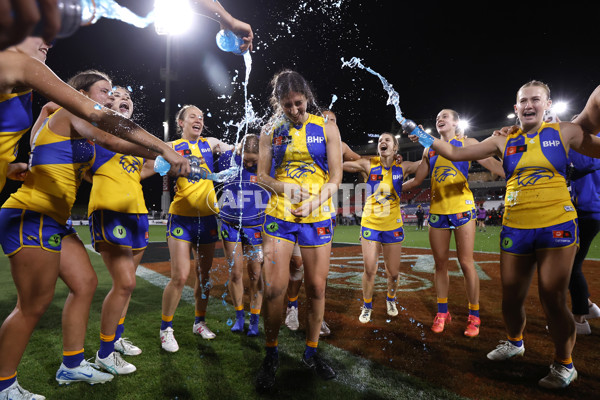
307, 135, 325, 144
543, 140, 561, 147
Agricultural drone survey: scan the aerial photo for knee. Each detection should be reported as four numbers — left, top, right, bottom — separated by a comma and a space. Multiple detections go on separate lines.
305, 282, 326, 301
169, 271, 189, 289
115, 276, 136, 296
363, 266, 377, 280
263, 285, 286, 302
247, 269, 261, 283
19, 294, 53, 319
540, 288, 567, 309
230, 269, 243, 284
69, 273, 98, 296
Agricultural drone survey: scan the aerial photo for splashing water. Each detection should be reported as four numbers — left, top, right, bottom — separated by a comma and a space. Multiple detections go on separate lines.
205, 166, 241, 183
82, 0, 155, 28
341, 57, 405, 125
328, 94, 338, 110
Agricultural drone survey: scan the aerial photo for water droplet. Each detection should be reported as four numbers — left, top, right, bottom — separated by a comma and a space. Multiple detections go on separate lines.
161, 98, 166, 103
127, 85, 133, 92
94, 104, 102, 110
226, 318, 233, 326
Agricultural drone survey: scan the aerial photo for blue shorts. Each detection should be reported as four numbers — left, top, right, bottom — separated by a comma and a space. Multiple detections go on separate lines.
167, 214, 219, 244
90, 210, 149, 251
500, 220, 579, 255
361, 226, 405, 244
429, 209, 476, 229
221, 221, 263, 246
64, 217, 78, 237
263, 215, 332, 247
0, 208, 68, 256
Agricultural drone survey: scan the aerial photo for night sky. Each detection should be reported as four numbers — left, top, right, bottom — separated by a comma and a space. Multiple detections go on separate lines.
2, 0, 598, 211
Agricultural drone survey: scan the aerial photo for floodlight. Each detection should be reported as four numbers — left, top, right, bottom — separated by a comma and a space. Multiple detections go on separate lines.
552, 101, 568, 114
154, 0, 193, 35
458, 120, 470, 132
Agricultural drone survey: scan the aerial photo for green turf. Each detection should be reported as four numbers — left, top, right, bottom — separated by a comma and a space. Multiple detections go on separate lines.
3, 221, 600, 399
1, 226, 464, 400
334, 223, 600, 258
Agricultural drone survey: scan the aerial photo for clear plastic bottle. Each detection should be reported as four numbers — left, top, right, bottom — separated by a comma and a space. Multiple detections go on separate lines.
401, 119, 435, 148
34, 0, 154, 39
216, 29, 247, 55
154, 155, 209, 180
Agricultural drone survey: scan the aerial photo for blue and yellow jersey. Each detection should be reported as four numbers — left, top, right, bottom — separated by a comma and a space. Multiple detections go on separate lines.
168, 138, 218, 217
502, 122, 575, 229
268, 113, 331, 223
361, 156, 404, 231
217, 149, 270, 226
569, 133, 600, 220
0, 90, 33, 190
87, 146, 147, 215
2, 109, 95, 225
428, 137, 475, 214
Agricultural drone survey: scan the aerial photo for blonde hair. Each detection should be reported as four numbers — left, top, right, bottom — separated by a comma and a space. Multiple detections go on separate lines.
517, 80, 551, 102
175, 105, 202, 136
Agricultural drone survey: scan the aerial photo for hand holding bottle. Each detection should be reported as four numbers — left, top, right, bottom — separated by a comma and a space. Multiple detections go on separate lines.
401, 118, 436, 148
216, 29, 248, 55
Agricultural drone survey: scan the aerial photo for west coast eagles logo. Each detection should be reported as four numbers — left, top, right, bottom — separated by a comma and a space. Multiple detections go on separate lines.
433, 166, 457, 183
284, 161, 316, 179
375, 193, 396, 205
120, 155, 142, 173
515, 166, 554, 186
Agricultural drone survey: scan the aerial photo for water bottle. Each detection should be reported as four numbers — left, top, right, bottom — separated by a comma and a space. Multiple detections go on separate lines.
154, 155, 209, 180
216, 29, 247, 55
33, 0, 153, 39
401, 119, 435, 148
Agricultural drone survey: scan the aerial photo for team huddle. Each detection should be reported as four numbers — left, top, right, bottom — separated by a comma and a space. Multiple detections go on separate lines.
2, 27, 600, 400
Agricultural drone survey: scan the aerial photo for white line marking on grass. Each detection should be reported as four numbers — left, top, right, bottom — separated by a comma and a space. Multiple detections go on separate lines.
136, 265, 195, 304
134, 264, 462, 399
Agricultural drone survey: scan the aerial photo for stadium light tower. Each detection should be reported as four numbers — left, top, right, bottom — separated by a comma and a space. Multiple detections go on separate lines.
154, 0, 193, 217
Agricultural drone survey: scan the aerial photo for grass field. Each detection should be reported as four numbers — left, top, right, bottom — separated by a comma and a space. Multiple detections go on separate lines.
1, 223, 599, 399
